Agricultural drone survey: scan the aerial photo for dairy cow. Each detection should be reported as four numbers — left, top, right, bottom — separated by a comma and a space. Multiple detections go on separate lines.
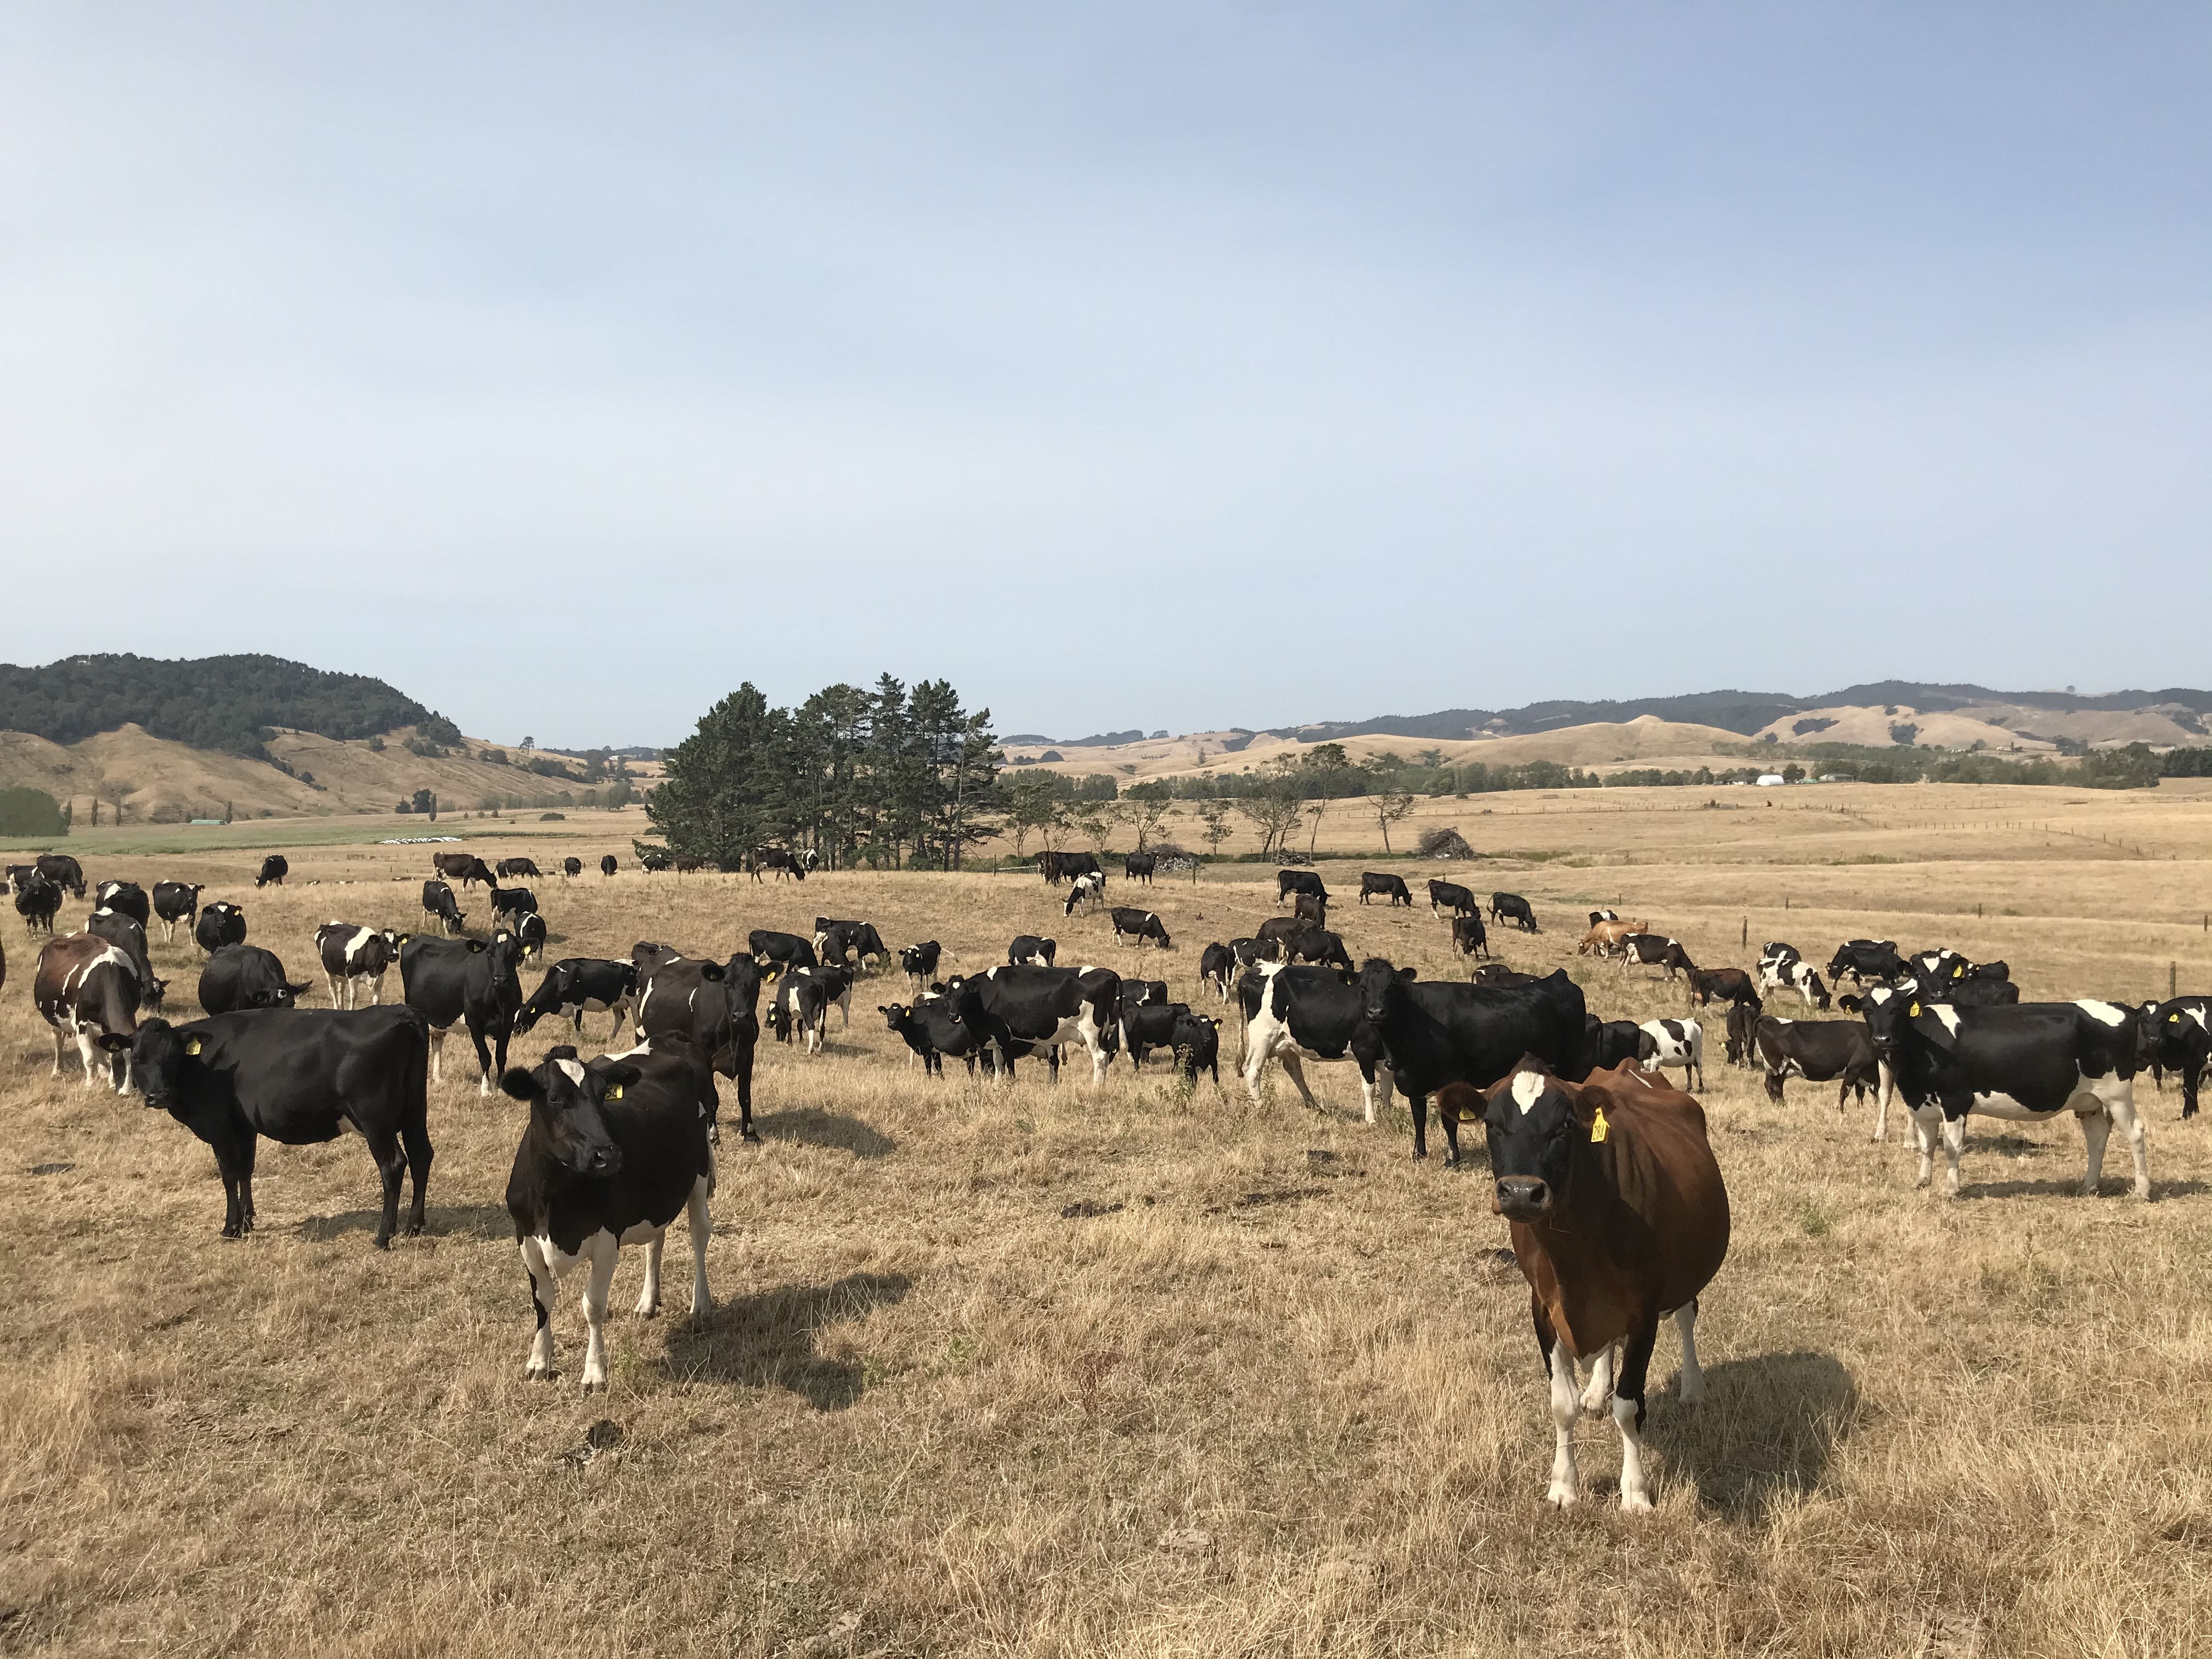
34, 934, 143, 1089
152, 881, 204, 942
317, 923, 404, 1009
401, 931, 526, 1093
198, 945, 312, 1016
193, 902, 247, 956
1359, 872, 1412, 907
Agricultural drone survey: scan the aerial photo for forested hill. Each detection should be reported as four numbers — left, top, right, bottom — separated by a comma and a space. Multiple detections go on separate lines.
0, 653, 459, 756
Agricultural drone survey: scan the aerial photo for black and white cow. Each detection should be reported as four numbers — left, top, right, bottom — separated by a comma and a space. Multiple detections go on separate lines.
421, 879, 466, 935
152, 881, 204, 942
34, 933, 143, 1090
1775, 961, 1830, 1011
516, 958, 639, 1041
748, 929, 817, 972
1109, 906, 1172, 950
631, 946, 761, 1142
814, 919, 887, 973
193, 902, 247, 956
1360, 872, 1413, 906
2137, 997, 2212, 1119
198, 945, 312, 1017
1008, 935, 1057, 968
1826, 939, 1905, 986
132, 1006, 433, 1247
944, 964, 1121, 1083
504, 1039, 715, 1390
1620, 935, 1696, 981
401, 930, 526, 1093
562, 857, 584, 878
899, 941, 943, 988
1757, 942, 1803, 992
1860, 986, 2147, 1199
87, 906, 164, 1011
14, 872, 62, 935
769, 964, 852, 1054
881, 997, 981, 1077
316, 923, 405, 1009
94, 880, 150, 926
1277, 869, 1329, 906
497, 857, 543, 881
490, 885, 538, 930
752, 847, 806, 882
1428, 879, 1477, 919
514, 910, 549, 963
1637, 1018, 1706, 1090
1588, 909, 1620, 925
1451, 914, 1490, 961
1490, 893, 1539, 934
1238, 961, 1392, 1121
1199, 941, 1237, 1002
601, 855, 619, 878
1124, 852, 1156, 885
1063, 871, 1107, 916
255, 855, 289, 888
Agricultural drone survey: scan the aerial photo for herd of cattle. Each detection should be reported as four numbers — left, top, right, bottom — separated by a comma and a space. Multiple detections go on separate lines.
3, 840, 2199, 1508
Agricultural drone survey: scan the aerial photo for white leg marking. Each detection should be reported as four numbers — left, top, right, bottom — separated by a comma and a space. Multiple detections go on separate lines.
1615, 1390, 1654, 1513
1674, 1304, 1705, 1403
1547, 1338, 1581, 1506
636, 1229, 665, 1317
686, 1173, 713, 1320
521, 1237, 560, 1378
580, 1234, 618, 1392
1941, 1114, 1966, 1195
1911, 1104, 1940, 1188
1579, 1345, 1615, 1414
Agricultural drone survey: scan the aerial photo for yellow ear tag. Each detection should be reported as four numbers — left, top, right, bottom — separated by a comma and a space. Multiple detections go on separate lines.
2172, 1013, 2183, 1023
604, 1084, 624, 1100
184, 1037, 202, 1056
1589, 1107, 1609, 1143
1908, 1002, 1920, 1018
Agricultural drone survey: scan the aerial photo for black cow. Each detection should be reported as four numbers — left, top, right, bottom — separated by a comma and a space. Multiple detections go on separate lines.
1428, 879, 1476, 919
882, 997, 981, 1077
34, 932, 144, 1088
517, 957, 638, 1040
94, 880, 150, 926
1277, 869, 1329, 906
1253, 915, 1310, 956
1008, 935, 1057, 968
1110, 906, 1173, 950
1472, 963, 1541, 988
36, 853, 86, 899
1354, 959, 1589, 1163
497, 857, 543, 880
1584, 1017, 1646, 1074
2138, 998, 2212, 1119
601, 855, 619, 877
15, 872, 62, 935
1687, 967, 1761, 1010
1229, 937, 1266, 970
748, 929, 817, 972
1124, 852, 1156, 885
1490, 893, 1539, 934
1238, 961, 1391, 1120
421, 879, 466, 935
132, 1006, 433, 1246
255, 855, 289, 888
943, 964, 1121, 1083
631, 947, 761, 1142
640, 852, 671, 872
317, 923, 403, 1009
815, 919, 887, 973
504, 1040, 715, 1389
1280, 927, 1355, 973
1451, 914, 1489, 961
1360, 872, 1413, 907
1039, 850, 1102, 886
490, 885, 537, 929
899, 941, 943, 987
432, 851, 497, 889
401, 930, 526, 1093
1826, 939, 1906, 986
1169, 1010, 1221, 1086
193, 902, 247, 956
199, 945, 312, 1017
1860, 986, 2147, 1198
1724, 1000, 1761, 1068
1293, 891, 1328, 928
1199, 941, 1236, 1002
561, 857, 584, 878
153, 881, 204, 942
87, 906, 165, 1011
1753, 1015, 1883, 1115
1120, 1000, 1197, 1070
1115, 976, 1169, 1023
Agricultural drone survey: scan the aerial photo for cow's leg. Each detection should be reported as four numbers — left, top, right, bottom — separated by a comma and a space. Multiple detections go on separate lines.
427, 1026, 445, 1084
400, 1111, 433, 1237
686, 1174, 713, 1319
469, 1019, 498, 1095
363, 1122, 407, 1249
1579, 1344, 1615, 1414
235, 1135, 259, 1234
1873, 1061, 1895, 1141
1274, 1049, 1322, 1112
1672, 1297, 1705, 1402
48, 1023, 65, 1079
1612, 1323, 1661, 1513
327, 972, 344, 1009
1909, 1103, 1941, 1188
1439, 1097, 1462, 1166
579, 1233, 618, 1391
520, 1236, 560, 1378
636, 1229, 665, 1316
1544, 1327, 1581, 1508
74, 1026, 101, 1088
2108, 1085, 2149, 1200
1939, 1110, 1967, 1195
1410, 1087, 1430, 1160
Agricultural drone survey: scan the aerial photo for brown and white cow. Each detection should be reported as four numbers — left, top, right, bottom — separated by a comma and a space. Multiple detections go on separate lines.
1576, 918, 1650, 956
34, 934, 144, 1091
1468, 1062, 1729, 1513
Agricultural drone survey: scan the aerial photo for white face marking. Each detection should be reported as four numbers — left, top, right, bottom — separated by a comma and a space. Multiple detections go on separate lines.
1511, 1071, 1547, 1114
554, 1058, 586, 1085
1931, 1005, 1962, 1035
2075, 999, 2127, 1027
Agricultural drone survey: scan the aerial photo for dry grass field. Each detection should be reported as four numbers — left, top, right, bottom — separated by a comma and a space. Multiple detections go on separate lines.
8, 781, 2212, 1656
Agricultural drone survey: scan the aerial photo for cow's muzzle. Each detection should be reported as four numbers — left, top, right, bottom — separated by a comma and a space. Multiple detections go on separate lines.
1493, 1177, 1551, 1220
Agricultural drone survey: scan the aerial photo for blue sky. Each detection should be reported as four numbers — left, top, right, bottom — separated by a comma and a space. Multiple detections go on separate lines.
2, 5, 2206, 747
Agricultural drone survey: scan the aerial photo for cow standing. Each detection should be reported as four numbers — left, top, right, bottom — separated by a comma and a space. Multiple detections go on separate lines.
402, 932, 526, 1092
1359, 872, 1412, 907
152, 881, 204, 943
35, 934, 143, 1089
317, 924, 404, 1009
255, 855, 289, 888
421, 879, 466, 935
199, 945, 312, 1016
193, 902, 247, 956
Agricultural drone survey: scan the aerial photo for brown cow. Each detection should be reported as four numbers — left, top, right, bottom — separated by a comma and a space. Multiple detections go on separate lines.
432, 851, 497, 889
1575, 918, 1650, 956
34, 933, 144, 1091
1465, 1061, 1729, 1513
1450, 914, 1489, 960
1686, 966, 1760, 1009
1292, 891, 1328, 928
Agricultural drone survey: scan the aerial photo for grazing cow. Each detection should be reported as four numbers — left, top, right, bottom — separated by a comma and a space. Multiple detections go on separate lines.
1686, 967, 1761, 1011
1254, 915, 1312, 956
562, 857, 583, 878
751, 847, 805, 881
1277, 869, 1329, 906
432, 851, 497, 889
1775, 961, 1830, 1011
514, 911, 549, 962
34, 933, 143, 1089
815, 919, 887, 973
1757, 942, 1803, 991
1620, 935, 1696, 981
1861, 987, 2148, 1199
1472, 1061, 1728, 1513
1229, 937, 1267, 970
1038, 851, 1102, 886
504, 1040, 715, 1390
95, 881, 151, 926
1063, 871, 1107, 916
1238, 961, 1392, 1120
1293, 891, 1329, 930
1355, 960, 1590, 1163
152, 881, 203, 942
15, 873, 63, 935
899, 941, 943, 988
318, 923, 404, 1009
132, 1006, 433, 1247
1577, 918, 1649, 957
601, 855, 618, 877
193, 902, 247, 956
1638, 1018, 1706, 1089
1115, 977, 1169, 1022
421, 879, 466, 935
516, 957, 638, 1040
672, 855, 709, 874
1359, 872, 1413, 907
490, 885, 537, 929
640, 852, 671, 872
1451, 914, 1490, 961
1826, 939, 1906, 986
1472, 963, 1542, 988
401, 931, 526, 1093
1753, 1014, 1884, 1114
1491, 892, 1539, 933
497, 857, 543, 880
1008, 934, 1057, 968
1588, 909, 1620, 924
1584, 1017, 1646, 1074
199, 944, 312, 1017
944, 964, 1121, 1083
1428, 879, 1477, 919
1724, 1000, 1761, 1068
1124, 851, 1156, 885
633, 948, 762, 1142
36, 853, 87, 899
255, 855, 289, 888
748, 929, 817, 972
1199, 941, 1236, 1002
1280, 927, 1354, 972
2138, 998, 2212, 1119
87, 907, 165, 1010
1110, 906, 1173, 950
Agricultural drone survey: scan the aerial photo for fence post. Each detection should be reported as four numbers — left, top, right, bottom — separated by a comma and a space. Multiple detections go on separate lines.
2173, 962, 2179, 1001
1741, 917, 1747, 947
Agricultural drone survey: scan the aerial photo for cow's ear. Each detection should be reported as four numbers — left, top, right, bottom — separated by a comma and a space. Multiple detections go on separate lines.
96, 1032, 132, 1052
466, 939, 486, 953
702, 962, 726, 982
395, 933, 410, 945
591, 1062, 641, 1101
499, 1068, 540, 1102
1397, 967, 1419, 983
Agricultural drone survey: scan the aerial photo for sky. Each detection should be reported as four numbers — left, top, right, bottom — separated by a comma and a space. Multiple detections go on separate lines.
2, 4, 2208, 748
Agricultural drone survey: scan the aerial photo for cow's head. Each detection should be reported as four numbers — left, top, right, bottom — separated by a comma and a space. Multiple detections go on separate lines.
1357, 957, 1414, 1025
1858, 984, 1915, 1059
487, 931, 524, 990
131, 1018, 201, 1109
501, 1047, 629, 1175
1482, 1067, 1589, 1222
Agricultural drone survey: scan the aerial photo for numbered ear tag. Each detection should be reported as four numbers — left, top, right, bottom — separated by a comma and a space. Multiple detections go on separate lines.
1589, 1107, 1609, 1143
604, 1084, 624, 1100
1908, 1002, 1921, 1018
184, 1037, 202, 1056
2172, 1013, 2183, 1024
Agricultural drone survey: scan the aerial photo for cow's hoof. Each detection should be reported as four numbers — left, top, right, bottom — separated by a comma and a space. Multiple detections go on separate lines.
221, 1226, 242, 1240
1544, 1486, 1577, 1509
1619, 1489, 1655, 1515
741, 1127, 761, 1144
579, 1376, 607, 1395
525, 1362, 554, 1381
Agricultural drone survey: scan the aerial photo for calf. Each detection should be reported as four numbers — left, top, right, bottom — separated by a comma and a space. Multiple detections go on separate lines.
1169, 1011, 1221, 1087
1474, 1062, 1728, 1513
1124, 851, 1156, 885
1451, 913, 1490, 961
2138, 997, 2212, 1119
1119, 1000, 1197, 1070
94, 880, 151, 926
601, 855, 619, 877
1293, 890, 1329, 929
198, 945, 312, 1017
87, 907, 165, 1010
944, 964, 1121, 1083
899, 941, 943, 988
255, 855, 289, 888
748, 929, 817, 972
1724, 1000, 1761, 1069
421, 879, 466, 935
562, 857, 584, 878
1638, 1018, 1706, 1089
36, 853, 86, 899
1109, 906, 1173, 950
769, 965, 851, 1054
193, 902, 247, 956
1063, 871, 1107, 916
504, 1040, 715, 1390
1826, 939, 1905, 986
34, 934, 143, 1090
152, 881, 204, 942
516, 957, 639, 1041
1199, 941, 1236, 1002
1576, 918, 1649, 957
490, 885, 538, 929
497, 857, 543, 880
401, 931, 526, 1093
132, 1007, 433, 1248
317, 923, 404, 1009
633, 948, 761, 1142
1239, 961, 1391, 1120
1359, 872, 1412, 907
15, 873, 61, 935
1686, 966, 1760, 1011
1008, 934, 1057, 968
1428, 879, 1477, 919
1754, 1014, 1885, 1124
1491, 892, 1539, 933
1277, 868, 1328, 906
1862, 986, 2147, 1198
1620, 934, 1696, 981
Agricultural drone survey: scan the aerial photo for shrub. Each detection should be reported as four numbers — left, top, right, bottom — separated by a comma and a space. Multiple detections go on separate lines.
1418, 826, 1474, 859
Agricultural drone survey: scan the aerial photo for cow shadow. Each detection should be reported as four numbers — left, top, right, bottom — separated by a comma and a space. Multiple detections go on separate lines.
1962, 1175, 2208, 1201
751, 1107, 895, 1159
1652, 1350, 1859, 1522
664, 1271, 913, 1410
298, 1202, 509, 1243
